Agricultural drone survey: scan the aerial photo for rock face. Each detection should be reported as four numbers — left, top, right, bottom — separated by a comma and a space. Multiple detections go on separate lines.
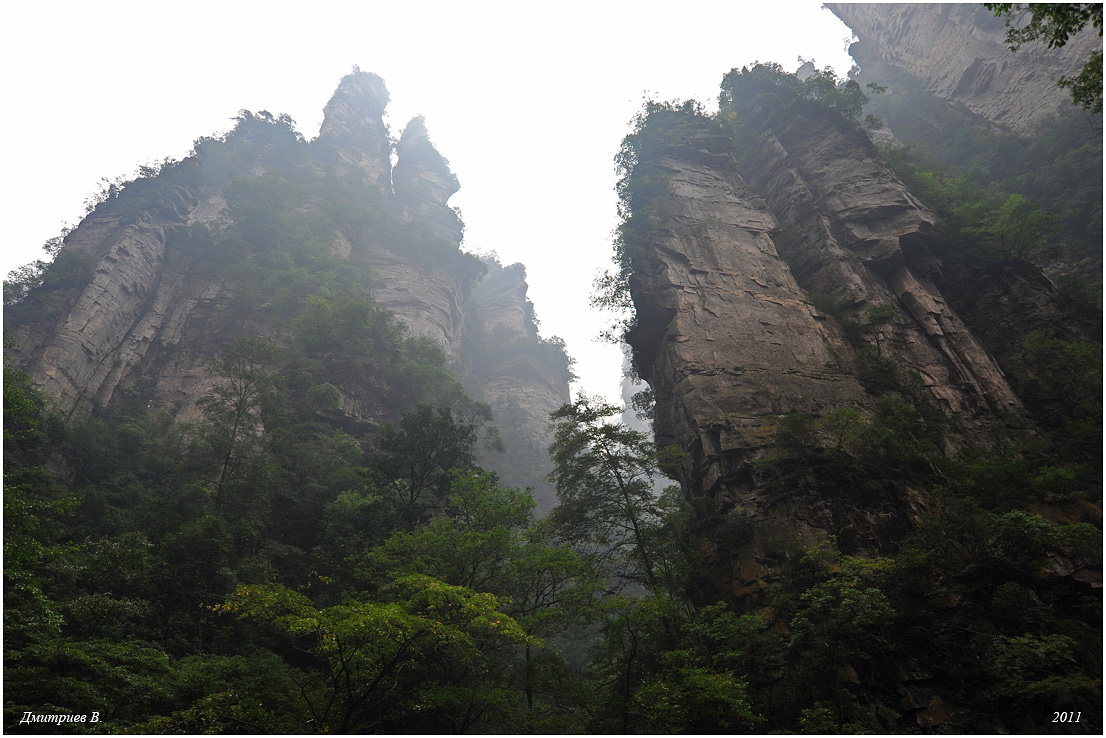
315, 70, 394, 189
468, 260, 572, 512
9, 183, 198, 416
5, 71, 570, 493
471, 262, 571, 448
625, 94, 1028, 603
827, 3, 1101, 134
732, 87, 1024, 422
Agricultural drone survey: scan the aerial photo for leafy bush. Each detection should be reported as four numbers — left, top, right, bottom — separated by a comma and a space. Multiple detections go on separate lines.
882, 146, 1062, 265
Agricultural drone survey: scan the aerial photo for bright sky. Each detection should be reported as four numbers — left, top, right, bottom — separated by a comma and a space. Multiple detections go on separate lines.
1, 0, 856, 403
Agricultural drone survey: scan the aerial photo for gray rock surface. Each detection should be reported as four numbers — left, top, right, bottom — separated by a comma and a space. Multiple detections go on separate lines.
5, 72, 570, 496
828, 3, 1101, 133
625, 100, 1027, 603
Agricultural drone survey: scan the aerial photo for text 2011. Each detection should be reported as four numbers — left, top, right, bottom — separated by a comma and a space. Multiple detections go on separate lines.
1053, 711, 1081, 723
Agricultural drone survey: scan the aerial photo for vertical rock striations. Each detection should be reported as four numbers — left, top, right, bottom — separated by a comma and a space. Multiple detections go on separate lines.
315, 70, 394, 190
827, 3, 1101, 134
365, 116, 470, 358
9, 184, 198, 415
731, 85, 1024, 423
624, 93, 1027, 605
5, 70, 570, 495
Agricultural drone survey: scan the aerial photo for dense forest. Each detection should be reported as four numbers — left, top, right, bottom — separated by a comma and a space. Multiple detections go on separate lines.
3, 26, 1103, 738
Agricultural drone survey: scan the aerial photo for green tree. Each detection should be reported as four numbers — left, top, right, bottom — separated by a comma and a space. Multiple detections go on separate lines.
349, 470, 602, 731
547, 396, 670, 596
719, 62, 872, 125
5, 638, 175, 731
368, 404, 479, 528
219, 574, 531, 733
633, 603, 765, 733
195, 336, 284, 506
881, 146, 1062, 264
2, 234, 63, 305
3, 366, 75, 650
816, 407, 868, 453
986, 3, 1104, 111
787, 540, 896, 731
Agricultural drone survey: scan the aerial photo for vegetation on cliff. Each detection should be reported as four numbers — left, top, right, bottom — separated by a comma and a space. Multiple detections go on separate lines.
2, 58, 1101, 735
3, 84, 596, 732
602, 65, 1101, 732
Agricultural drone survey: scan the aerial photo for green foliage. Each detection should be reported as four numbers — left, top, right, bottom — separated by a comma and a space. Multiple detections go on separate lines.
79, 157, 204, 222
817, 407, 868, 452
3, 368, 77, 650
7, 61, 1100, 735
869, 89, 1101, 261
36, 249, 95, 293
1060, 49, 1104, 110
3, 235, 64, 306
134, 652, 303, 734
760, 397, 945, 483
3, 95, 629, 733
6, 638, 175, 728
195, 335, 284, 505
719, 62, 872, 126
547, 395, 676, 596
634, 659, 759, 733
882, 146, 1063, 265
219, 575, 530, 733
633, 603, 766, 733
368, 404, 479, 527
193, 110, 308, 191
1019, 330, 1102, 454
987, 633, 1100, 699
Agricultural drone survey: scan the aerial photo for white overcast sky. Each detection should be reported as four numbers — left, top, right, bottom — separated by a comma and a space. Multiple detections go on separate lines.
1, 0, 856, 403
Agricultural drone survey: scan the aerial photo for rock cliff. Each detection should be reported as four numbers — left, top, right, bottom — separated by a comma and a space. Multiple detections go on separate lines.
731, 86, 1024, 423
618, 56, 1099, 727
4, 71, 570, 494
622, 89, 1041, 604
827, 3, 1101, 134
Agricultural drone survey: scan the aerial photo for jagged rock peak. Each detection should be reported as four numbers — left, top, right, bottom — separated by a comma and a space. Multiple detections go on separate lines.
397, 115, 439, 156
394, 116, 460, 204
321, 68, 390, 126
315, 68, 393, 190
471, 260, 534, 340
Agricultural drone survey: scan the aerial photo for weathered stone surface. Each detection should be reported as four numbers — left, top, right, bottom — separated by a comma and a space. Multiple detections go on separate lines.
5, 71, 570, 501
470, 261, 571, 448
358, 116, 471, 358
315, 71, 393, 191
393, 116, 464, 246
828, 3, 1101, 134
7, 185, 198, 415
626, 99, 1033, 605
734, 87, 1024, 422
471, 262, 532, 339
364, 243, 468, 358
626, 117, 907, 600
